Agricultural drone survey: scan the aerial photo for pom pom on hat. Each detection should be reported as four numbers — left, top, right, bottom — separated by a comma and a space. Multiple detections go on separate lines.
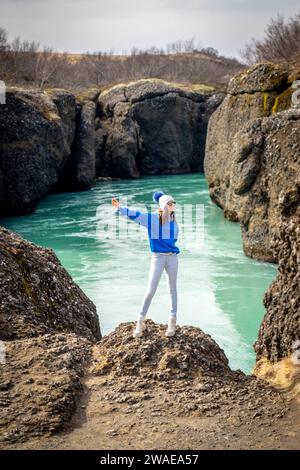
153, 191, 164, 203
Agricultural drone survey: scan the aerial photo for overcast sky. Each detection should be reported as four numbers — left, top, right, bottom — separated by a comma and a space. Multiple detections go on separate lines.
1, 0, 299, 59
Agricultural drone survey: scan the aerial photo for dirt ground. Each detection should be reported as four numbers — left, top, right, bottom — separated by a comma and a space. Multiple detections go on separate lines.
7, 378, 299, 451
4, 321, 300, 450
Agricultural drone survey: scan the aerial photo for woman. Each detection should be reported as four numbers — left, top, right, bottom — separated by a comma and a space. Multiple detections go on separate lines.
111, 191, 180, 339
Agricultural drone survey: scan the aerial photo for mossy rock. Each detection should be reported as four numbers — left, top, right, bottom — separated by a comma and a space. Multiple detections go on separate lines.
228, 62, 288, 95
71, 87, 101, 105
271, 88, 293, 113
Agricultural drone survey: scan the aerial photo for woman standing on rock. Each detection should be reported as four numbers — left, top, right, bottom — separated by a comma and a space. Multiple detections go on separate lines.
112, 191, 180, 339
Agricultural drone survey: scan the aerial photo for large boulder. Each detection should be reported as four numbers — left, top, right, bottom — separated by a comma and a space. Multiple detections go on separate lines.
97, 79, 224, 178
0, 87, 76, 216
92, 319, 231, 379
204, 62, 300, 261
0, 226, 101, 341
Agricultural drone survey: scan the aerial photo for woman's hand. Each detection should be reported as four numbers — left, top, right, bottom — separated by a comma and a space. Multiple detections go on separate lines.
111, 197, 120, 208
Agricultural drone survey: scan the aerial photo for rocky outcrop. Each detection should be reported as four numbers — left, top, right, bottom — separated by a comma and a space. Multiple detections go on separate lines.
37, 320, 290, 450
0, 226, 101, 341
204, 62, 300, 262
46, 89, 78, 152
97, 79, 224, 178
204, 62, 300, 373
95, 118, 108, 177
92, 319, 231, 379
0, 226, 102, 445
0, 333, 92, 444
254, 204, 300, 362
230, 108, 300, 262
88, 320, 289, 424
0, 87, 76, 216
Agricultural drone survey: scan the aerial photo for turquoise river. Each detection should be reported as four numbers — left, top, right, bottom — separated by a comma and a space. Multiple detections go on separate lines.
0, 173, 278, 374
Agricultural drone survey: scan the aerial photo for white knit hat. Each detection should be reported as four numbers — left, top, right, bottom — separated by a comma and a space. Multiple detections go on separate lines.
158, 194, 174, 211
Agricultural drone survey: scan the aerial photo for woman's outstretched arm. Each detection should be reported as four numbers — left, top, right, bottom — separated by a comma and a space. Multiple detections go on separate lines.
112, 198, 149, 228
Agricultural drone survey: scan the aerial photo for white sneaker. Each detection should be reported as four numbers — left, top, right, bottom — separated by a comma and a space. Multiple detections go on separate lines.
133, 318, 146, 338
165, 316, 177, 337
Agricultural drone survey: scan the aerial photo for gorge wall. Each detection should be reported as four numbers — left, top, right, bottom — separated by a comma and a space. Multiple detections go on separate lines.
204, 62, 300, 263
0, 79, 224, 217
96, 79, 223, 178
204, 62, 300, 367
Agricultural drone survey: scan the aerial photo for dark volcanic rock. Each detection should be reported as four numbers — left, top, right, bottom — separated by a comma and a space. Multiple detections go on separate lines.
0, 80, 223, 216
204, 62, 300, 367
227, 62, 289, 94
0, 333, 92, 444
0, 225, 102, 446
0, 87, 76, 216
205, 62, 300, 261
53, 100, 96, 191
97, 79, 224, 178
255, 204, 300, 362
0, 226, 101, 341
91, 319, 231, 380
234, 108, 300, 261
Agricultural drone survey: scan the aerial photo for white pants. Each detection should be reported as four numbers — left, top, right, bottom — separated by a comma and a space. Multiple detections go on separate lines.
139, 252, 178, 319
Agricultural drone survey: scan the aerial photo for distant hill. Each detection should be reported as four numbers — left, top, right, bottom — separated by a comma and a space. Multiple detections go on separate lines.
1, 48, 246, 91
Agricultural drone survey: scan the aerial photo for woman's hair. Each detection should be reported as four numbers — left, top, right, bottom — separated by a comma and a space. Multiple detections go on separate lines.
158, 206, 176, 225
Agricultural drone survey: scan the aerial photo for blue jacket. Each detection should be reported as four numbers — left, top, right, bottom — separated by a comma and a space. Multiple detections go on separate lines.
116, 206, 180, 254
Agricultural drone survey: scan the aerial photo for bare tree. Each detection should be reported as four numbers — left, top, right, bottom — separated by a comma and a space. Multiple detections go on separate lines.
8, 36, 40, 83
240, 10, 300, 64
183, 37, 195, 52
199, 47, 219, 58
35, 48, 68, 89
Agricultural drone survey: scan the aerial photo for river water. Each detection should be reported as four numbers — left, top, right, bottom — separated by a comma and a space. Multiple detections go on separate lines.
0, 173, 278, 374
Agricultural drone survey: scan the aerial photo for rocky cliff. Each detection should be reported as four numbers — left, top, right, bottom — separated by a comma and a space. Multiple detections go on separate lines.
255, 204, 300, 362
0, 88, 76, 216
0, 80, 223, 217
96, 79, 224, 178
1, 68, 299, 447
204, 62, 300, 262
52, 100, 97, 192
204, 62, 300, 370
0, 226, 101, 341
